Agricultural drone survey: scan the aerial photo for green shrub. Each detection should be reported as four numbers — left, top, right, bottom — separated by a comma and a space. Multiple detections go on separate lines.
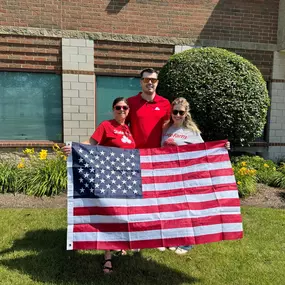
269, 163, 285, 188
158, 47, 270, 145
0, 160, 19, 193
269, 172, 285, 189
277, 162, 285, 174
18, 157, 67, 196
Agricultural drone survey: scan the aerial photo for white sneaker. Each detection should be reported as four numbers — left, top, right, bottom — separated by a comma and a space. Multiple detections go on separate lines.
157, 247, 166, 251
168, 247, 177, 251
174, 247, 188, 255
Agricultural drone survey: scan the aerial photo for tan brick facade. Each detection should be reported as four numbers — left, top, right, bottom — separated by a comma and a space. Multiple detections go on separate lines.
0, 35, 61, 71
94, 40, 173, 76
0, 0, 279, 45
278, 0, 285, 50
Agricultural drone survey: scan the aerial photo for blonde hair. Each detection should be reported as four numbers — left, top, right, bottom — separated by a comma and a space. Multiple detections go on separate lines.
167, 97, 201, 133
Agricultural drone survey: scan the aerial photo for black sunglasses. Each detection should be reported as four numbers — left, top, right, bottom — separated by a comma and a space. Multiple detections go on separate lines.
114, 105, 129, 111
172, 110, 186, 116
141, 78, 158, 84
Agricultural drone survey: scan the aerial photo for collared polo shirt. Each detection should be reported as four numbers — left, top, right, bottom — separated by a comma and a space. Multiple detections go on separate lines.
127, 92, 171, 148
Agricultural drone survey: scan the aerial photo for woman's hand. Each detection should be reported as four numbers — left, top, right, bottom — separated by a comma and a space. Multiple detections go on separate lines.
61, 138, 97, 156
61, 145, 71, 156
225, 141, 230, 150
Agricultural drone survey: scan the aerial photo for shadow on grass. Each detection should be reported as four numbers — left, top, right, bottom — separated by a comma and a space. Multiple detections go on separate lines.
0, 229, 198, 285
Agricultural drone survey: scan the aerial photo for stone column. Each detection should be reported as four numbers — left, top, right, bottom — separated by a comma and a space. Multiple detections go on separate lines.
62, 38, 95, 143
174, 45, 197, 54
268, 51, 285, 161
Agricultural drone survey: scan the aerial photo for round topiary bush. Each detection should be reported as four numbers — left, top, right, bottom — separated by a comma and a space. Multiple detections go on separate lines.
157, 47, 270, 145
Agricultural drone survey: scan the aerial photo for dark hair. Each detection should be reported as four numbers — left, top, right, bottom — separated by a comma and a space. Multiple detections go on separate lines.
140, 68, 158, 78
112, 97, 129, 108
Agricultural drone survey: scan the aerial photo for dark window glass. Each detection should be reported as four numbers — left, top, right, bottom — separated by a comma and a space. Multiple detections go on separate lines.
0, 72, 62, 141
96, 76, 140, 126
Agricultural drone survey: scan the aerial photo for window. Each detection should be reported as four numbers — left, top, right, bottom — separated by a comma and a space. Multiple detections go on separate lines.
95, 76, 140, 126
0, 72, 62, 141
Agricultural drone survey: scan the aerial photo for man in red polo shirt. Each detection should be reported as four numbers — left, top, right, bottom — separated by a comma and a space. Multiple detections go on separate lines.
127, 68, 171, 149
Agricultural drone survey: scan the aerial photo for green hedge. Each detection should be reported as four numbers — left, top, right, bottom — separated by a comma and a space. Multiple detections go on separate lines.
158, 47, 270, 145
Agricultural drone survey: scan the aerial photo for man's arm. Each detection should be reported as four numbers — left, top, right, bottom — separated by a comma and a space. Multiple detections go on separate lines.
162, 100, 171, 127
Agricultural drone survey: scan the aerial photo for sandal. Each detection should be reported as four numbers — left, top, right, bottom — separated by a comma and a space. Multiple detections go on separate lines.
102, 258, 113, 274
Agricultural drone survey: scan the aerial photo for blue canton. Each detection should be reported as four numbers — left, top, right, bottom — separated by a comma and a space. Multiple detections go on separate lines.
71, 142, 142, 199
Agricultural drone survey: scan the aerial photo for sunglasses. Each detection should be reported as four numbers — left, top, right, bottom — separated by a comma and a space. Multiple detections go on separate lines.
172, 110, 186, 116
114, 105, 129, 111
141, 78, 158, 84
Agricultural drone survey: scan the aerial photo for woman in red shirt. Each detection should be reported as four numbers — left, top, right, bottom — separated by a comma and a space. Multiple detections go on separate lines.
63, 97, 135, 274
91, 98, 135, 149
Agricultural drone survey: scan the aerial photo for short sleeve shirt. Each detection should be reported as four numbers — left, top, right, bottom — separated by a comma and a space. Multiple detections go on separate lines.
91, 119, 135, 149
127, 92, 171, 149
161, 125, 204, 147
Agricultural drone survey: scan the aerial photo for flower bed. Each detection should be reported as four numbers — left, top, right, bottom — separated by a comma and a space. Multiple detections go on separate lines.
0, 144, 66, 196
232, 155, 285, 197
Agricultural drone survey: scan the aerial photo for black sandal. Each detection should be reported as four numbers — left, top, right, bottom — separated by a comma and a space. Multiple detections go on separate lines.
102, 258, 113, 274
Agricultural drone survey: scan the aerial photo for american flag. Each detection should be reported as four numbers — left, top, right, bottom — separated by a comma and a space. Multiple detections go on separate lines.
67, 141, 243, 250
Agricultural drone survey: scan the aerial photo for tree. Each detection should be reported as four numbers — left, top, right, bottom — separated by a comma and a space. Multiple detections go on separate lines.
158, 47, 270, 145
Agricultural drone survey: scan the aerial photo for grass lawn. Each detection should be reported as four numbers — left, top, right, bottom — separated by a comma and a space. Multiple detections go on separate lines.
0, 207, 284, 285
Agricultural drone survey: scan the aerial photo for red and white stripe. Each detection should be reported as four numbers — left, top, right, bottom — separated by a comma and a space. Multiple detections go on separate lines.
67, 140, 243, 250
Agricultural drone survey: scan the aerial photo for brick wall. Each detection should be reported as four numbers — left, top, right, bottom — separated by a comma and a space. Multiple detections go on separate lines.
175, 45, 274, 81
0, 0, 279, 45
0, 35, 61, 71
94, 40, 173, 76
197, 0, 279, 44
278, 0, 285, 49
0, 0, 62, 29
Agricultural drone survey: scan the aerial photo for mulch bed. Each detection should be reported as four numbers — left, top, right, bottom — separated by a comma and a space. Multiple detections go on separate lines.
0, 184, 284, 209
240, 184, 285, 209
0, 192, 67, 208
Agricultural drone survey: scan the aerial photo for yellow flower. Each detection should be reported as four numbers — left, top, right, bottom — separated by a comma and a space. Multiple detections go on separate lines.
264, 163, 269, 168
17, 158, 25, 168
39, 149, 48, 160
237, 181, 241, 185
238, 167, 247, 175
23, 148, 35, 155
52, 143, 60, 151
61, 154, 67, 161
17, 162, 25, 168
241, 161, 247, 166
273, 167, 276, 171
